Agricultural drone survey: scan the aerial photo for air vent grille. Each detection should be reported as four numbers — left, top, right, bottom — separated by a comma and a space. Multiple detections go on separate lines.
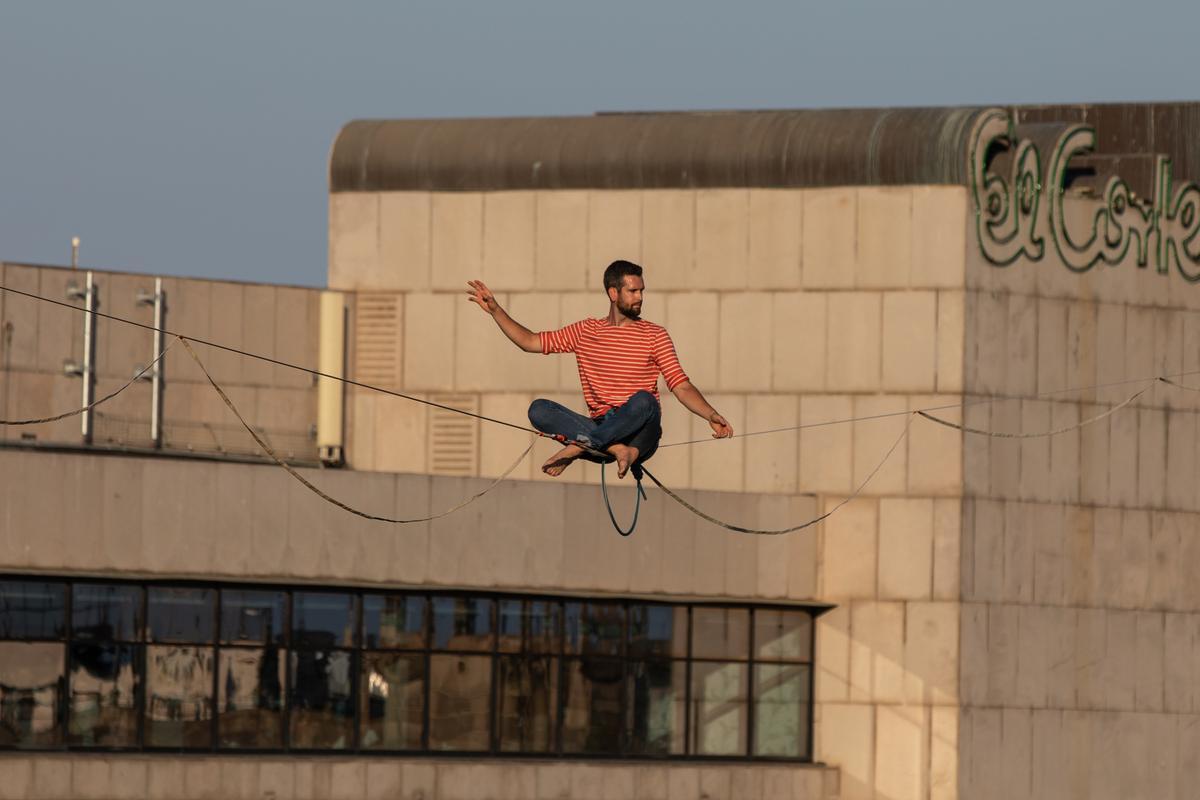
354, 293, 401, 388
428, 393, 480, 476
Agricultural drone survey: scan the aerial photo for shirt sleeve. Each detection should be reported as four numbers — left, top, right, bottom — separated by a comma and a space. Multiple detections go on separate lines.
539, 320, 586, 354
652, 327, 690, 390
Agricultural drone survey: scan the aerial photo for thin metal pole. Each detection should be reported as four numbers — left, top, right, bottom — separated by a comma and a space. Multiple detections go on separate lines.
151, 278, 165, 447
80, 271, 96, 444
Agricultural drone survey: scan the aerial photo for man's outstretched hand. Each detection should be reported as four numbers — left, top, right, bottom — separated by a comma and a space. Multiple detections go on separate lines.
466, 280, 499, 315
709, 412, 734, 439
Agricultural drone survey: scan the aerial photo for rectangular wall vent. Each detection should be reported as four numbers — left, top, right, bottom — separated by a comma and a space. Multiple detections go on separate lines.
353, 293, 401, 389
427, 393, 480, 476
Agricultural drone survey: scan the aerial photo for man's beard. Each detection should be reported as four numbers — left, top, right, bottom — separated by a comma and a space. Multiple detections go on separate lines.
618, 300, 642, 320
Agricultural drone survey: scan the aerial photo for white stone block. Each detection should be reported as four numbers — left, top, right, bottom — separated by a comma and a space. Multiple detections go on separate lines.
535, 191, 589, 290
967, 290, 1007, 395
820, 498, 877, 600
1000, 709, 1033, 800
986, 401, 1021, 499
587, 191, 642, 289
799, 395, 853, 495
850, 394, 908, 495
748, 189, 803, 289
330, 192, 380, 288
744, 395, 799, 494
874, 705, 924, 800
402, 293, 456, 390
1048, 402, 1081, 504
802, 188, 856, 289
908, 394, 963, 496
932, 499, 961, 601
1015, 605, 1049, 709
1105, 610, 1137, 711
1138, 407, 1168, 509
936, 290, 965, 393
718, 292, 773, 390
930, 706, 959, 800
850, 601, 905, 703
856, 188, 912, 288
1019, 401, 1053, 503
772, 292, 827, 392
1135, 611, 1165, 712
877, 498, 934, 600
379, 192, 433, 291
431, 193, 483, 291
881, 291, 937, 391
689, 394, 745, 492
482, 191, 536, 290
641, 190, 695, 291
815, 604, 850, 702
664, 292, 719, 391
910, 186, 966, 288
1119, 510, 1151, 609
816, 703, 874, 800
986, 604, 1019, 706
695, 189, 749, 290
826, 293, 882, 392
905, 601, 959, 705
1166, 412, 1197, 512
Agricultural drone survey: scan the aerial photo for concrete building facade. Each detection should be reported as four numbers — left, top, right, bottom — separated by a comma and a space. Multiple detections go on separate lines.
2, 103, 1200, 799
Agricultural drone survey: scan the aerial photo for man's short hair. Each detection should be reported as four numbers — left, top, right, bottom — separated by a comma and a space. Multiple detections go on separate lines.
603, 260, 643, 292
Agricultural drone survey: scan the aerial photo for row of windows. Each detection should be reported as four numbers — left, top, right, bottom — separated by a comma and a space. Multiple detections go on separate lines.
0, 578, 816, 760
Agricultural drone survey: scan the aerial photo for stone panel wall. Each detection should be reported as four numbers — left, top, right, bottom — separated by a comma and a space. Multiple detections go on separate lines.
0, 755, 839, 800
958, 192, 1200, 800
329, 186, 972, 800
0, 263, 320, 459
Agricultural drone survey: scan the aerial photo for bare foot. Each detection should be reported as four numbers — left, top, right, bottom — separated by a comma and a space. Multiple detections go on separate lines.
606, 443, 640, 479
542, 444, 584, 477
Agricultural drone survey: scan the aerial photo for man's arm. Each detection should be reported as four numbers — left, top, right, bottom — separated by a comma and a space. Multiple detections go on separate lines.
466, 280, 541, 353
671, 380, 734, 438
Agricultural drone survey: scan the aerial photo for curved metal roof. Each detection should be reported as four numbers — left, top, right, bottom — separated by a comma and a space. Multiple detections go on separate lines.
329, 107, 987, 192
329, 103, 1200, 192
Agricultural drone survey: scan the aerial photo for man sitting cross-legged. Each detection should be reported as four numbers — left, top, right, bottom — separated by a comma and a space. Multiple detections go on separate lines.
466, 259, 733, 479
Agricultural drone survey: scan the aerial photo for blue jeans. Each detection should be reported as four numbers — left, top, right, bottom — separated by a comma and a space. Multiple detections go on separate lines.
528, 391, 662, 476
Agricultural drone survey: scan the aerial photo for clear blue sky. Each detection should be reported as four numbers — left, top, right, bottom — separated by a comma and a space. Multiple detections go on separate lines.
0, 0, 1194, 287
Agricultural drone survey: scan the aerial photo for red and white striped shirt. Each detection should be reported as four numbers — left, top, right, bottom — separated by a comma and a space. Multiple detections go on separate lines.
540, 318, 690, 418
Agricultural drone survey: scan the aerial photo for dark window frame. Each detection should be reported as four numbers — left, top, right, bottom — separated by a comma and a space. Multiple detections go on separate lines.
0, 575, 823, 762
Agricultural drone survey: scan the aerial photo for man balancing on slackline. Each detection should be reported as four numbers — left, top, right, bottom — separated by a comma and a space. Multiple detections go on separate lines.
466, 259, 733, 480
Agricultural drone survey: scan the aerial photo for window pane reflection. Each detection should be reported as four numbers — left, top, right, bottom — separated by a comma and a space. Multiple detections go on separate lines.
629, 605, 687, 659
293, 593, 356, 649
0, 581, 65, 640
691, 608, 748, 661
221, 590, 287, 646
144, 645, 214, 748
753, 663, 810, 758
754, 610, 812, 662
68, 642, 141, 747
148, 588, 214, 644
495, 655, 557, 752
289, 650, 354, 749
626, 660, 685, 756
0, 642, 64, 748
429, 654, 490, 751
562, 658, 623, 754
565, 602, 624, 657
498, 600, 560, 655
360, 652, 425, 750
72, 585, 142, 642
432, 597, 493, 652
690, 661, 747, 756
363, 595, 426, 650
218, 647, 285, 749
